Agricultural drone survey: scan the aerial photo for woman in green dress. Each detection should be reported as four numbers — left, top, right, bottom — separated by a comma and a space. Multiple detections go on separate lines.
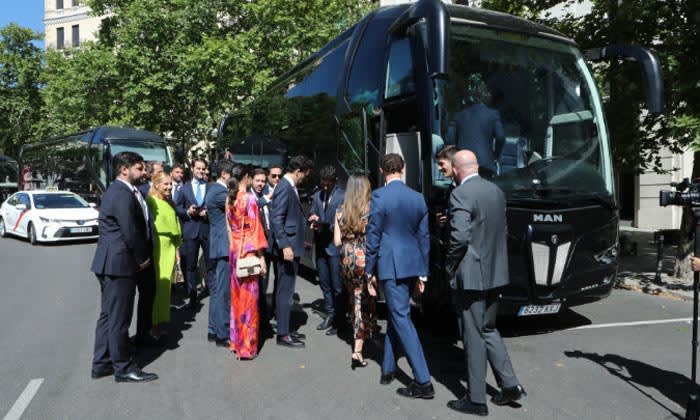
147, 172, 182, 338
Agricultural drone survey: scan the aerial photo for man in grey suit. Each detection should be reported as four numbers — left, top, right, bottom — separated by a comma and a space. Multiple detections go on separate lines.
445, 150, 525, 415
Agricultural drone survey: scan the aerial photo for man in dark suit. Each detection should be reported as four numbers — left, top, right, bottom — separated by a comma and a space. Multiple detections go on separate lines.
365, 153, 434, 399
251, 167, 275, 330
170, 163, 185, 203
91, 151, 158, 383
270, 155, 313, 348
205, 160, 235, 347
175, 158, 211, 309
452, 77, 505, 178
445, 150, 525, 415
308, 165, 345, 335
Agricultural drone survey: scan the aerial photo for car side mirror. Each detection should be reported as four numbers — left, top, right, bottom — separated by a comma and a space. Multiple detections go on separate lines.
15, 203, 26, 211
88, 202, 97, 208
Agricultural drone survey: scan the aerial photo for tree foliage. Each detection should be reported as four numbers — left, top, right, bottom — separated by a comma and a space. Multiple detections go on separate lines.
0, 24, 43, 156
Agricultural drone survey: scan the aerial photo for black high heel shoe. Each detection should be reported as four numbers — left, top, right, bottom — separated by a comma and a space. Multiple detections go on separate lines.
351, 352, 368, 370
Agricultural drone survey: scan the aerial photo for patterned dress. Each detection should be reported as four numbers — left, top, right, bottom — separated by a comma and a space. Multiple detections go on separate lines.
339, 211, 377, 340
227, 191, 268, 359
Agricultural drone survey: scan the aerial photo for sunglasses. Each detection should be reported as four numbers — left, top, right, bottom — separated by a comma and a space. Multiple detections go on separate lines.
270, 174, 281, 179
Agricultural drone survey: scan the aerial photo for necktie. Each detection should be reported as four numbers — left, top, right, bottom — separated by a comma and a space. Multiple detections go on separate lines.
195, 181, 204, 206
323, 191, 329, 211
132, 188, 150, 237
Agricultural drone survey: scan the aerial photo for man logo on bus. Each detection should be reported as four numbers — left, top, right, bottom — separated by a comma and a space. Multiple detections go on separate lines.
533, 213, 563, 223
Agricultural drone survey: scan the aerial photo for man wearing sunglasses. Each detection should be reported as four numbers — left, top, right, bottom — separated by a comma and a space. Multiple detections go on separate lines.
264, 165, 283, 198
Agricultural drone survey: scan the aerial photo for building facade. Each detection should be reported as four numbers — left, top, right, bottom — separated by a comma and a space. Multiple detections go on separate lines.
44, 0, 103, 49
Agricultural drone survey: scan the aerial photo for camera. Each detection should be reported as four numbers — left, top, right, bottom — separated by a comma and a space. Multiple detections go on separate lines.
659, 178, 700, 207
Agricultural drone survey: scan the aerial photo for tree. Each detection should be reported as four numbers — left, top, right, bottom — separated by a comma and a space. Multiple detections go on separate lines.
78, 0, 375, 156
0, 24, 43, 156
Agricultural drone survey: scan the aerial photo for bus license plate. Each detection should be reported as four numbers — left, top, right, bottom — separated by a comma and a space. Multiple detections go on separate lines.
70, 227, 92, 233
517, 303, 561, 316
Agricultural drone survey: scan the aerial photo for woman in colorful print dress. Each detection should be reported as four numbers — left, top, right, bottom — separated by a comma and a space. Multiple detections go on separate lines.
147, 172, 182, 338
226, 166, 268, 359
334, 173, 376, 369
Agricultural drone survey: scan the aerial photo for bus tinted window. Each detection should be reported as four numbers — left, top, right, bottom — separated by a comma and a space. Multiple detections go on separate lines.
385, 38, 415, 99
347, 13, 394, 109
286, 39, 349, 99
109, 140, 171, 165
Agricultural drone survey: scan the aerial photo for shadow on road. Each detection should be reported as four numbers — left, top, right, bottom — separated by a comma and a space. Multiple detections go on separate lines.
564, 350, 687, 419
134, 286, 193, 368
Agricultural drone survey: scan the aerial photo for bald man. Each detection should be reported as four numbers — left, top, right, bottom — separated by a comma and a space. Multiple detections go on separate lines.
444, 150, 525, 415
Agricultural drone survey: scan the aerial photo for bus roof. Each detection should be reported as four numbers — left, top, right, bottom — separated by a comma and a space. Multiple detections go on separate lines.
88, 126, 163, 143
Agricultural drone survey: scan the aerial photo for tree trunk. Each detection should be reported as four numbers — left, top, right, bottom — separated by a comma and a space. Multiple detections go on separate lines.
674, 150, 700, 278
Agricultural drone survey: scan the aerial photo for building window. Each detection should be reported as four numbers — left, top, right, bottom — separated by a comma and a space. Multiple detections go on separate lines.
72, 25, 79, 47
56, 0, 64, 9
56, 27, 64, 49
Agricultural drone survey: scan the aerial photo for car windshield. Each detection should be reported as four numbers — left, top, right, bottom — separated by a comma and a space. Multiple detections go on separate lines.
436, 24, 613, 206
33, 193, 89, 209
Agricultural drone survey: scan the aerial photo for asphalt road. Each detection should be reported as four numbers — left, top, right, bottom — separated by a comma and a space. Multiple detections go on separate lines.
0, 236, 694, 420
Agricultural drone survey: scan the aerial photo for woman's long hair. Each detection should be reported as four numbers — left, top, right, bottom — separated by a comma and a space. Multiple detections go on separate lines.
149, 172, 173, 206
226, 164, 248, 206
341, 174, 371, 235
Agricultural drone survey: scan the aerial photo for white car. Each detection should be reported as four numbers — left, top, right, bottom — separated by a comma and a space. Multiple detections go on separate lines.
0, 190, 99, 244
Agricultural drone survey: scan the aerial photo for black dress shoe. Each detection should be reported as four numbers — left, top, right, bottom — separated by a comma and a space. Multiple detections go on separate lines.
447, 397, 488, 416
276, 335, 305, 348
396, 381, 435, 399
215, 338, 230, 347
290, 331, 306, 340
91, 366, 114, 379
207, 333, 216, 342
380, 371, 395, 385
317, 317, 334, 330
114, 369, 158, 383
491, 384, 526, 406
325, 326, 337, 336
131, 334, 161, 347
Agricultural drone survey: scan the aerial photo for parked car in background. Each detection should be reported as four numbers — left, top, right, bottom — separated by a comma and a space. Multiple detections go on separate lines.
0, 189, 99, 244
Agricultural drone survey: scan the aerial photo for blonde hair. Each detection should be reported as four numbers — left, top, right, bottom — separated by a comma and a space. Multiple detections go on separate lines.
149, 172, 172, 201
341, 174, 371, 235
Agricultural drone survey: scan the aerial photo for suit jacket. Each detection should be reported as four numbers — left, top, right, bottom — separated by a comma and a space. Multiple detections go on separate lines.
91, 179, 152, 277
175, 179, 210, 240
205, 182, 229, 259
270, 176, 306, 257
365, 180, 429, 281
445, 175, 509, 291
310, 186, 345, 256
454, 103, 505, 173
253, 190, 273, 253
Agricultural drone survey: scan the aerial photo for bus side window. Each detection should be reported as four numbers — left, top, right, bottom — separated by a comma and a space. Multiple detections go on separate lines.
385, 37, 415, 99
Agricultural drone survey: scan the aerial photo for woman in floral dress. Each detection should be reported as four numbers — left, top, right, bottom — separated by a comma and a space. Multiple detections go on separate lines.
334, 173, 376, 369
226, 166, 268, 359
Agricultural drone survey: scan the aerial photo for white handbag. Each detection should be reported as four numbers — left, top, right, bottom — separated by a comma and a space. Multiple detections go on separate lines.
235, 199, 263, 278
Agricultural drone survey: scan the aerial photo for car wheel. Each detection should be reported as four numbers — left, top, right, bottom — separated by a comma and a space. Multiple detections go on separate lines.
0, 217, 6, 238
27, 222, 38, 245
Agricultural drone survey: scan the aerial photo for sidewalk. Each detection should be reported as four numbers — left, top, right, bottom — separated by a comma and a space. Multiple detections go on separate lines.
617, 225, 694, 301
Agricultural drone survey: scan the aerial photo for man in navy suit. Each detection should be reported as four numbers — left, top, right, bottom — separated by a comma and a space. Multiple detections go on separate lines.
365, 153, 434, 399
270, 155, 313, 348
175, 158, 211, 309
308, 165, 345, 335
452, 76, 505, 178
205, 160, 235, 347
251, 168, 275, 330
91, 151, 158, 383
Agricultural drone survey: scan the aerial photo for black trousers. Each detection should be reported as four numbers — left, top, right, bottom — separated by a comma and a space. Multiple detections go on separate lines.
275, 257, 299, 337
259, 251, 277, 324
93, 275, 136, 375
181, 235, 211, 297
134, 264, 155, 338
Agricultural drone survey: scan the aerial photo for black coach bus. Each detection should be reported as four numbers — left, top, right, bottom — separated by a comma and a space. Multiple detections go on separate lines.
0, 156, 19, 201
218, 0, 663, 316
19, 126, 173, 204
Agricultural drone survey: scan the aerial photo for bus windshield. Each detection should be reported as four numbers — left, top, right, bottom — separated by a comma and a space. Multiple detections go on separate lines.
109, 140, 172, 166
439, 24, 613, 206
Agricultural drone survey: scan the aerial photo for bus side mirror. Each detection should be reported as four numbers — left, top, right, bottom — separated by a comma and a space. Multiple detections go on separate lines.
583, 44, 664, 115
